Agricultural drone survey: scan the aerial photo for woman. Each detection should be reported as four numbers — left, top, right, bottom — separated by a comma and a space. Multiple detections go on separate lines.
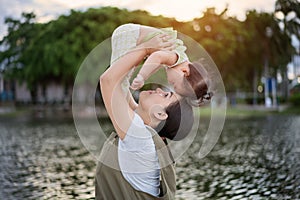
95, 33, 194, 199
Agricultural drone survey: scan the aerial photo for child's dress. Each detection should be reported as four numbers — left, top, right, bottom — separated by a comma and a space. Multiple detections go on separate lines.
110, 23, 189, 93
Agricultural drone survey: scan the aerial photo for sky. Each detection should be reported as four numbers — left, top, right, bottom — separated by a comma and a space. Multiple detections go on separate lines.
0, 0, 277, 39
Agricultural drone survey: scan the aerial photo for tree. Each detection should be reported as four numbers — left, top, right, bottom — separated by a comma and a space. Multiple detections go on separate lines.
275, 0, 300, 98
0, 12, 39, 101
275, 0, 300, 40
191, 8, 256, 91
0, 7, 296, 102
244, 11, 295, 103
0, 12, 36, 76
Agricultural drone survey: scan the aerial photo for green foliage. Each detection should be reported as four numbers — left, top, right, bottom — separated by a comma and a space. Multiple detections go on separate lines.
0, 12, 37, 82
0, 6, 296, 96
275, 0, 300, 40
191, 9, 294, 92
289, 93, 300, 106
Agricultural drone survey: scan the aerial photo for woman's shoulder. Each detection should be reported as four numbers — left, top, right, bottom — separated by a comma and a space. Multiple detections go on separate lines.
125, 113, 153, 139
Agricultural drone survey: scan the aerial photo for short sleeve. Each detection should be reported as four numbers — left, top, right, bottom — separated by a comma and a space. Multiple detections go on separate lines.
118, 113, 158, 172
120, 113, 155, 152
169, 39, 189, 67
118, 114, 160, 195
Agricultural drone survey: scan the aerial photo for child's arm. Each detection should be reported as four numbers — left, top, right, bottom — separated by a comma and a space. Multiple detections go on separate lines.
131, 50, 178, 90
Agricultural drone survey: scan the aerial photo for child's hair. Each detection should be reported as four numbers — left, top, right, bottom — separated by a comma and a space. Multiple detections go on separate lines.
184, 62, 213, 106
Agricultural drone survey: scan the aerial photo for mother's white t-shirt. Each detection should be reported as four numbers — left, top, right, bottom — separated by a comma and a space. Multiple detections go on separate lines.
118, 113, 160, 197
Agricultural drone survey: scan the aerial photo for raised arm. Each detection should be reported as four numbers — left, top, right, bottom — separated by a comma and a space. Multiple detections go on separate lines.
100, 48, 147, 140
130, 50, 178, 90
100, 34, 173, 140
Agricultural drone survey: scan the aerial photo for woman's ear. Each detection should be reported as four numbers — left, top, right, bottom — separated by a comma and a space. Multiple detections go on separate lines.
151, 105, 168, 121
154, 111, 168, 121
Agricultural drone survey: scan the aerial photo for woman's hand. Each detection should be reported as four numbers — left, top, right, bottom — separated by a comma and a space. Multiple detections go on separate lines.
138, 33, 176, 55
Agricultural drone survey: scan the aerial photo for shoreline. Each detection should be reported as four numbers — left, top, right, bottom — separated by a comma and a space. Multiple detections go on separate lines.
0, 103, 299, 119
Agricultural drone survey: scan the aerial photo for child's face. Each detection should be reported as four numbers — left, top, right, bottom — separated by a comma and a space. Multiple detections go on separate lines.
166, 62, 194, 97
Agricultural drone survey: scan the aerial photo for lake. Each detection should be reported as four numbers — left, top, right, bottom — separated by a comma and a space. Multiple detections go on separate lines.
0, 110, 299, 199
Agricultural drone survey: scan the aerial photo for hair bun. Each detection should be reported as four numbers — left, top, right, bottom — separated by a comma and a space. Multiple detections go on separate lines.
187, 91, 213, 107
203, 91, 213, 101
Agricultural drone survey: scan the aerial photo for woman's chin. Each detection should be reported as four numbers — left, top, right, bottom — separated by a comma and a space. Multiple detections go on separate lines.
139, 91, 147, 99
140, 90, 152, 95
139, 90, 152, 100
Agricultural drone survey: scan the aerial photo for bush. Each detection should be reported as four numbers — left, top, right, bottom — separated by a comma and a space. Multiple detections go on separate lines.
277, 96, 287, 104
289, 93, 300, 106
244, 97, 265, 105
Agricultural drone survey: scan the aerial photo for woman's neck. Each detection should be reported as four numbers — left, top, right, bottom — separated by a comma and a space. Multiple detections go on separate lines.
135, 107, 159, 128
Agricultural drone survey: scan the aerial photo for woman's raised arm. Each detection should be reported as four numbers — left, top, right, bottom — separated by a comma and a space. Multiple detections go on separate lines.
100, 47, 147, 140
100, 32, 174, 140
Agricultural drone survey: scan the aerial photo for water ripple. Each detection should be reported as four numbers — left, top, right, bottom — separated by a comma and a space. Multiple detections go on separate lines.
0, 115, 299, 199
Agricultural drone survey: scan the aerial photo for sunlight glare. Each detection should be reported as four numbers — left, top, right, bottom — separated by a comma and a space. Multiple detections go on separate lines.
50, 0, 276, 22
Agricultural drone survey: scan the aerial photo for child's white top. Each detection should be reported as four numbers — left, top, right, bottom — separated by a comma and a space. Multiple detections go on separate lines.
110, 23, 189, 93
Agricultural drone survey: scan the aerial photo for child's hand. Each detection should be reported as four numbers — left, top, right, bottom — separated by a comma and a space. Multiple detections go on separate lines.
130, 74, 145, 90
140, 34, 175, 54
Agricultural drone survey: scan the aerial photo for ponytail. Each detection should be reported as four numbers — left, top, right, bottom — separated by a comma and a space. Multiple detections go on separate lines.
185, 62, 213, 106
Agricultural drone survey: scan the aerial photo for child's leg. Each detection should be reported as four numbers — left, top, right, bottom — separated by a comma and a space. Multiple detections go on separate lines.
110, 24, 141, 94
111, 24, 141, 64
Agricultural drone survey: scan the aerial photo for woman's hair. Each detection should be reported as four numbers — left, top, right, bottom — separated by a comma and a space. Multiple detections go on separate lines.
155, 98, 194, 141
184, 62, 213, 106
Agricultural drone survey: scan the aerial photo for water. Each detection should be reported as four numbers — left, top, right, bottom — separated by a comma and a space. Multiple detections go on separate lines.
176, 115, 300, 200
0, 111, 299, 199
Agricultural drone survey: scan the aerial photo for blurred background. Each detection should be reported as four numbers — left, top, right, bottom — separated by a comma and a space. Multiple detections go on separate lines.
0, 0, 299, 199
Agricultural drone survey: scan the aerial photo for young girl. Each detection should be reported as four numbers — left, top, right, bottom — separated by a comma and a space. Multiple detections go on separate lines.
111, 23, 212, 106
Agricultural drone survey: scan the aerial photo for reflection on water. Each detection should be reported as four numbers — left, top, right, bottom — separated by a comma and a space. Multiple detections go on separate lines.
0, 115, 95, 199
176, 115, 300, 200
0, 112, 299, 199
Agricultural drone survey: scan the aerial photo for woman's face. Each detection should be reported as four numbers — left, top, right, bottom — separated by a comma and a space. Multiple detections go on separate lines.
139, 88, 179, 111
166, 62, 193, 97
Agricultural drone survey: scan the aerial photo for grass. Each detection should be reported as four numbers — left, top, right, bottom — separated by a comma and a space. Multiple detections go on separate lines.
1, 104, 300, 119
280, 106, 300, 115
197, 104, 300, 118
0, 106, 30, 118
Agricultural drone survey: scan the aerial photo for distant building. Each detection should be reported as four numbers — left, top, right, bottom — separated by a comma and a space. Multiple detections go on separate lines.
293, 54, 300, 77
0, 73, 3, 94
0, 72, 14, 102
14, 81, 72, 104
0, 76, 73, 105
289, 54, 300, 93
15, 82, 31, 102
